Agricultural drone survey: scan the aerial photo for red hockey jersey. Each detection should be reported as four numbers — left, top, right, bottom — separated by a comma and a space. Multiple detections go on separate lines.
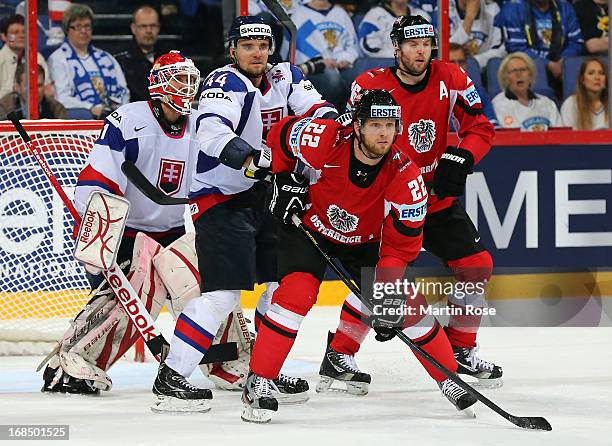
349, 61, 495, 213
267, 116, 427, 265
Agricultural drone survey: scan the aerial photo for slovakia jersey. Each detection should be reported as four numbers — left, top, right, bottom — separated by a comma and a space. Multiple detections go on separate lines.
349, 61, 495, 214
74, 101, 199, 234
268, 116, 427, 263
190, 62, 336, 216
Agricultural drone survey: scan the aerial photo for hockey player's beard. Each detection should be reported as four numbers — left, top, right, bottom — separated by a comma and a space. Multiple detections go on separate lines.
358, 133, 391, 160
397, 54, 430, 77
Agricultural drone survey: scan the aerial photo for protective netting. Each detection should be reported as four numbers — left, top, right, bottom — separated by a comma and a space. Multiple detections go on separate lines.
0, 121, 102, 355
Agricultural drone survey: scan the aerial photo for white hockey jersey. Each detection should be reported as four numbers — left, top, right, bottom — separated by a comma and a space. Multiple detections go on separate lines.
74, 101, 199, 234
492, 90, 562, 131
358, 5, 431, 58
190, 62, 335, 216
292, 4, 359, 65
449, 0, 506, 69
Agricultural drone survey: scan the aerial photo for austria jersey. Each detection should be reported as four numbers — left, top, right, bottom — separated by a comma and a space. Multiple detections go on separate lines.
349, 61, 495, 213
190, 62, 336, 216
74, 101, 199, 234
268, 116, 427, 263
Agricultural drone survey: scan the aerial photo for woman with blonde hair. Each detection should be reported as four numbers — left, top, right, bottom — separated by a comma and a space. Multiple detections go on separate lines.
561, 58, 609, 130
492, 52, 561, 131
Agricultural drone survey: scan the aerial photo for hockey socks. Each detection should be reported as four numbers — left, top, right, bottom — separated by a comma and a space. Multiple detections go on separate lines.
250, 273, 319, 378
330, 293, 371, 355
406, 320, 457, 383
166, 290, 240, 377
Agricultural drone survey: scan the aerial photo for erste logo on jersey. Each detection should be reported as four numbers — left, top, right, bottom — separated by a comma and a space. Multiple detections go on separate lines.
326, 204, 359, 233
262, 107, 284, 133
408, 119, 436, 153
157, 159, 185, 196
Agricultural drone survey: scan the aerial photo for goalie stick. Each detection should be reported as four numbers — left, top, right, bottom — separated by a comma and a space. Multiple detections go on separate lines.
289, 214, 552, 431
122, 161, 189, 205
7, 113, 237, 366
261, 0, 297, 64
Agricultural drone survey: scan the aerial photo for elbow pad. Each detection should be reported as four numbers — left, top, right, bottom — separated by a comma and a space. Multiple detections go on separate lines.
218, 137, 255, 170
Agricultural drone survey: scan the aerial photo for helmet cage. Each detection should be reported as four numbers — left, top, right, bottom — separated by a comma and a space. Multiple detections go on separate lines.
149, 59, 201, 115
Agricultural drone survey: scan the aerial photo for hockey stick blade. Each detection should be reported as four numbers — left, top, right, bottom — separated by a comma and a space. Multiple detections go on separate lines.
290, 215, 552, 431
121, 160, 188, 205
146, 334, 238, 364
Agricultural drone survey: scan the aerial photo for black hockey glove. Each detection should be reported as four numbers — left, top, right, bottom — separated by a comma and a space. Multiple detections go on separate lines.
244, 144, 272, 181
269, 172, 309, 225
374, 327, 397, 342
433, 146, 474, 199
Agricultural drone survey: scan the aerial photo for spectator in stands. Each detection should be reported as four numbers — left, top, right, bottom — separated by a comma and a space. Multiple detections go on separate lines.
358, 0, 430, 58
561, 57, 609, 129
449, 42, 499, 126
0, 63, 66, 119
449, 0, 505, 69
292, 0, 358, 109
115, 5, 163, 102
48, 4, 129, 119
492, 52, 562, 130
574, 0, 608, 55
0, 14, 49, 99
495, 0, 584, 81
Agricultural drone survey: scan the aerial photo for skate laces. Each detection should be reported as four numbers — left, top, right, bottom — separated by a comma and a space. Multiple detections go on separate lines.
337, 352, 360, 373
171, 374, 200, 392
440, 379, 466, 403
276, 373, 299, 386
465, 344, 494, 372
254, 375, 273, 398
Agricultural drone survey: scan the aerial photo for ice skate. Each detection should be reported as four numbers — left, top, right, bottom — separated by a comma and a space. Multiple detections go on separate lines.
272, 373, 309, 404
151, 362, 212, 413
438, 378, 477, 417
453, 344, 503, 388
241, 371, 278, 423
316, 335, 371, 396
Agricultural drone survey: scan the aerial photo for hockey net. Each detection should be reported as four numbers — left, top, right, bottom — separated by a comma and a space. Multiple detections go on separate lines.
0, 120, 103, 355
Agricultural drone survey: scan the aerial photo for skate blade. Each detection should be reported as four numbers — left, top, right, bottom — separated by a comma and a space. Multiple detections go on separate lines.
315, 376, 368, 396
275, 392, 309, 405
151, 395, 211, 414
473, 377, 503, 389
459, 406, 477, 419
241, 404, 274, 423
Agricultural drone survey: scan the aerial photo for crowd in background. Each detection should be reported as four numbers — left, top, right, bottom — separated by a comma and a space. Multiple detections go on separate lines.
0, 0, 608, 130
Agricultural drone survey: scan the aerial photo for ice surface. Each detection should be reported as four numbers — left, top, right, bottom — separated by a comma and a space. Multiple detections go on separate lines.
1, 308, 611, 446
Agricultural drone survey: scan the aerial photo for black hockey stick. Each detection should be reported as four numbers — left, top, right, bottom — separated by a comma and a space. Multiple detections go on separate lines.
261, 0, 297, 64
289, 215, 552, 431
122, 161, 189, 205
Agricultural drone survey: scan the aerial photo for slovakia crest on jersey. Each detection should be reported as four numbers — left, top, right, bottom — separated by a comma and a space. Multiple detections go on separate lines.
261, 107, 284, 132
327, 204, 359, 233
408, 119, 436, 153
157, 158, 185, 196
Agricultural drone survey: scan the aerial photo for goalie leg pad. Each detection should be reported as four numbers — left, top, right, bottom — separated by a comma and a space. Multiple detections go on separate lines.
43, 233, 168, 392
202, 305, 252, 390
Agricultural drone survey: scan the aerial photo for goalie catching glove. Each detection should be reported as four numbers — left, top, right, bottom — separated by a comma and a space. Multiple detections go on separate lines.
269, 172, 309, 225
433, 146, 474, 199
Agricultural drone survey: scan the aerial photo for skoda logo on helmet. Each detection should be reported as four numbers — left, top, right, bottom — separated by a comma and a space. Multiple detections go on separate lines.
239, 24, 272, 38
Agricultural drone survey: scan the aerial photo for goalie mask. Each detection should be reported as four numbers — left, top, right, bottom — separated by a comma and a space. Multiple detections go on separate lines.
148, 51, 201, 115
226, 15, 276, 55
353, 89, 402, 135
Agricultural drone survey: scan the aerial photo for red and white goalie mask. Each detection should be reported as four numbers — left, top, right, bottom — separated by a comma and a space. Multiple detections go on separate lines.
148, 51, 201, 115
